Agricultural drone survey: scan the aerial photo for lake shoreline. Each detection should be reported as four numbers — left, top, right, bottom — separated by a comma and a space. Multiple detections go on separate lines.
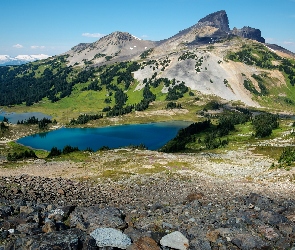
16, 121, 192, 152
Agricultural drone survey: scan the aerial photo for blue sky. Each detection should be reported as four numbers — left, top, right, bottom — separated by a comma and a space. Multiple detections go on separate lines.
1, 0, 295, 57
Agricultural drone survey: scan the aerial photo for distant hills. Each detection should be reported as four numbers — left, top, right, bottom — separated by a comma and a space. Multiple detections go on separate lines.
0, 54, 50, 66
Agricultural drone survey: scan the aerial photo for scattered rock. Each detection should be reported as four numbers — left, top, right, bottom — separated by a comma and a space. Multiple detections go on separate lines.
206, 230, 220, 243
42, 219, 56, 233
57, 188, 65, 195
190, 239, 211, 250
0, 174, 295, 249
127, 236, 160, 250
124, 227, 151, 242
48, 208, 65, 221
70, 206, 126, 233
183, 192, 204, 204
14, 228, 85, 249
259, 210, 288, 226
258, 226, 279, 241
19, 206, 34, 215
231, 233, 269, 250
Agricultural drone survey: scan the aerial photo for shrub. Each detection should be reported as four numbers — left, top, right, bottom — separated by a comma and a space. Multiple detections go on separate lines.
278, 147, 295, 166
47, 147, 62, 157
7, 150, 37, 161
252, 113, 279, 137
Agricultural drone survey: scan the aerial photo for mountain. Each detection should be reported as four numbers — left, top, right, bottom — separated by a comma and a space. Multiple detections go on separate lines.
0, 10, 294, 115
66, 10, 266, 65
66, 31, 156, 66
0, 54, 50, 66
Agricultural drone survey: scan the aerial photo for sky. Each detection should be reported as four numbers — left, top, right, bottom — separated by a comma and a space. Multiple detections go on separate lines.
1, 0, 295, 57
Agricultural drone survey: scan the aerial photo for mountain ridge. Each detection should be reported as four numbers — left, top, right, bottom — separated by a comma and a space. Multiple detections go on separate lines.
66, 10, 267, 66
0, 10, 295, 115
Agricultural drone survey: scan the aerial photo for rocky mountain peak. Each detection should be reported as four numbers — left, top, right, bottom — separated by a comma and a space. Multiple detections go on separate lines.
232, 26, 265, 43
198, 10, 230, 32
102, 31, 141, 43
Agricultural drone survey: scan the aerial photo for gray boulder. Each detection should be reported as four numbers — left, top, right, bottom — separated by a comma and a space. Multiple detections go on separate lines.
90, 227, 131, 249
160, 231, 189, 250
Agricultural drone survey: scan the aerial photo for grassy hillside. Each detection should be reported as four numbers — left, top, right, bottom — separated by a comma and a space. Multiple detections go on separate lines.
225, 41, 295, 111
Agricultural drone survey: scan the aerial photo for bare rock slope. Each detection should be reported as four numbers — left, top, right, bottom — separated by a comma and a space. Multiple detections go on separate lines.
67, 31, 155, 66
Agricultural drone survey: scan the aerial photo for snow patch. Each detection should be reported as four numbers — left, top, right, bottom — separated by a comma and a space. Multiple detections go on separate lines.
15, 54, 49, 60
0, 54, 50, 65
132, 35, 141, 40
0, 55, 10, 60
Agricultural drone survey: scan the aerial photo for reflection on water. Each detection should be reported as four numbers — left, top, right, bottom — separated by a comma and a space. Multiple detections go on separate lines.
39, 132, 48, 138
31, 132, 48, 138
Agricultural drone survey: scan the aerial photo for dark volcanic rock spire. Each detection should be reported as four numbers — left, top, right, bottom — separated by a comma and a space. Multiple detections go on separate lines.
197, 10, 265, 43
198, 10, 230, 32
232, 26, 265, 43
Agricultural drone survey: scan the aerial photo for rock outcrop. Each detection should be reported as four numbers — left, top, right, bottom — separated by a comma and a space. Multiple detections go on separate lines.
198, 10, 230, 32
232, 26, 265, 43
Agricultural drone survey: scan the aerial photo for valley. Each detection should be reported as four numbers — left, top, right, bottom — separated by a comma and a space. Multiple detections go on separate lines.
1, 9, 295, 249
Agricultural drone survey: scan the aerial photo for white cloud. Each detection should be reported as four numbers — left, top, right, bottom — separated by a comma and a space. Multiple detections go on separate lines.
31, 45, 46, 49
141, 35, 148, 38
82, 33, 105, 38
281, 41, 295, 53
13, 44, 23, 49
283, 41, 295, 45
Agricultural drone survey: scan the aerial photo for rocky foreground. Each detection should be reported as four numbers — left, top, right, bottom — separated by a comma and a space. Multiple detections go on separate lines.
1, 170, 295, 250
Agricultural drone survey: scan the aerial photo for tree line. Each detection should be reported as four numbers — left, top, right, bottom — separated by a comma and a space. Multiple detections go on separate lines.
160, 111, 279, 153
0, 61, 75, 106
69, 114, 103, 125
17, 116, 54, 129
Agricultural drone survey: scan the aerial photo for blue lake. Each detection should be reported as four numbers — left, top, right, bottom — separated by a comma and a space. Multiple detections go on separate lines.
17, 121, 192, 151
0, 111, 51, 124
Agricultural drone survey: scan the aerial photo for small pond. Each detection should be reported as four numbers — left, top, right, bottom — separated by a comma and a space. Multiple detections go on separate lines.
17, 121, 192, 151
0, 111, 51, 124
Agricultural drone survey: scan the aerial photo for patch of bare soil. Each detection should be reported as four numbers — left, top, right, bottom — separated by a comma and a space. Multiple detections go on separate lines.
134, 109, 189, 118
